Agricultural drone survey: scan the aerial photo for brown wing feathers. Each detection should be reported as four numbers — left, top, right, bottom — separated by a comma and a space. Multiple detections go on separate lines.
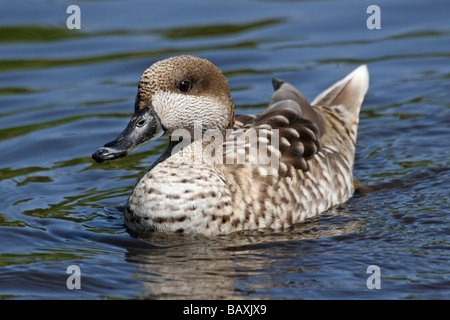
232, 79, 322, 174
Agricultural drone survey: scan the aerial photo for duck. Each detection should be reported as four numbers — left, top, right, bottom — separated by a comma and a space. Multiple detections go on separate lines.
92, 55, 369, 236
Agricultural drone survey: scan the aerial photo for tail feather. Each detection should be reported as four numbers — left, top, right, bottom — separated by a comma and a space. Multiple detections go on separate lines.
312, 65, 369, 117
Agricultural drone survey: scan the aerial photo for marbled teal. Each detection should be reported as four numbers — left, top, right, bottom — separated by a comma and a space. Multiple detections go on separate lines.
92, 55, 369, 235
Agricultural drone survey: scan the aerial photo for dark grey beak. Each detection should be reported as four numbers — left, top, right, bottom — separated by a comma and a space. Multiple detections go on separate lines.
92, 106, 164, 163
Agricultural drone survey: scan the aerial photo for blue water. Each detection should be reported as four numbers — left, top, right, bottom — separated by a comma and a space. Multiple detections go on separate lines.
0, 0, 449, 299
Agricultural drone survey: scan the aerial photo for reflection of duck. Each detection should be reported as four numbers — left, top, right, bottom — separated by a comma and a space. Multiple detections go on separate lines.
92, 55, 369, 235
127, 206, 363, 299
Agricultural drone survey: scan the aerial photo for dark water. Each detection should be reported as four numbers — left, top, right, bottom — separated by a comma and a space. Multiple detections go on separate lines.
0, 0, 449, 300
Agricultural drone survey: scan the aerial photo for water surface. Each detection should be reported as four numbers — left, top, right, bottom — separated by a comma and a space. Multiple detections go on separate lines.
0, 0, 449, 299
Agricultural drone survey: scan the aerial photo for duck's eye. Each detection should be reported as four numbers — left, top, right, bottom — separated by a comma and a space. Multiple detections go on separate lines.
136, 119, 146, 127
178, 80, 191, 92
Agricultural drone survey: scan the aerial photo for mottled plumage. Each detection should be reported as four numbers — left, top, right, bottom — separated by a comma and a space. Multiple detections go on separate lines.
92, 55, 369, 235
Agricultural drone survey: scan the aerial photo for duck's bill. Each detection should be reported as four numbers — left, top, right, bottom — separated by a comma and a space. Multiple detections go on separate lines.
92, 106, 164, 163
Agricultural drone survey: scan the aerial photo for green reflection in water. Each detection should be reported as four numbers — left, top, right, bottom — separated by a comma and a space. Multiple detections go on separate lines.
16, 176, 53, 186
0, 43, 264, 72
159, 18, 283, 39
0, 166, 50, 182
0, 26, 81, 43
0, 87, 37, 95
0, 214, 29, 228
0, 19, 284, 72
20, 184, 129, 221
0, 113, 128, 142
0, 251, 85, 267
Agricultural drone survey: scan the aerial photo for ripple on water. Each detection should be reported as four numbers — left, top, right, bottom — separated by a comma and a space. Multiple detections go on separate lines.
0, 0, 449, 300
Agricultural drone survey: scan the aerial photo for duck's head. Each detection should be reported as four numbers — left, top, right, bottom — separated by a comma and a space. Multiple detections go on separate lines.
92, 55, 234, 163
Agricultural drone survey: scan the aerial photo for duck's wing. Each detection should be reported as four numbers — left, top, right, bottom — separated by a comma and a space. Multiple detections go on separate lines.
225, 79, 322, 179
226, 65, 369, 184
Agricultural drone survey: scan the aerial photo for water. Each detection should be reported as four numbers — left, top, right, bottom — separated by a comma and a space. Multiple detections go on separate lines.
0, 0, 448, 300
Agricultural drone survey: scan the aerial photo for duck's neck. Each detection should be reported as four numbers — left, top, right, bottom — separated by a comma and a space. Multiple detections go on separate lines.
172, 138, 225, 168
147, 139, 180, 171
151, 127, 226, 170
